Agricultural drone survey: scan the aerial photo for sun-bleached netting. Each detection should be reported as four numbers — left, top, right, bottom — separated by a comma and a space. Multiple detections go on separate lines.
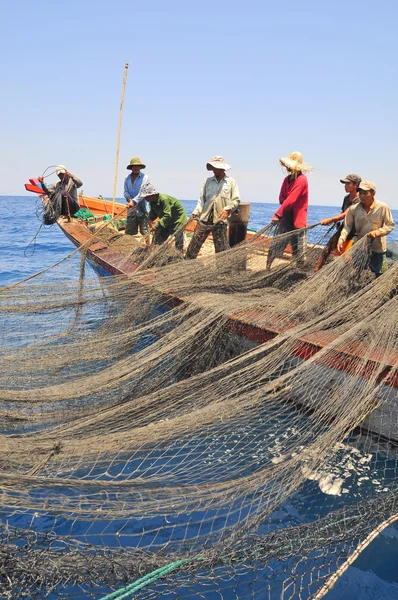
0, 222, 397, 599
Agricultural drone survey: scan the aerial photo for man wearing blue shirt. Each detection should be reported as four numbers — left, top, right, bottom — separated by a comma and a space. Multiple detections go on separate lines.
124, 157, 151, 235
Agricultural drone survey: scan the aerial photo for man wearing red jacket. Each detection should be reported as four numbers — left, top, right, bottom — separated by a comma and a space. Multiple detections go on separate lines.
266, 151, 311, 270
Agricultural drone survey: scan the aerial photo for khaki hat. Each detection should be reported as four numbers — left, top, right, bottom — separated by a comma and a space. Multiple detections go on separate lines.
206, 156, 231, 171
127, 157, 146, 170
279, 151, 312, 173
358, 180, 376, 192
340, 173, 361, 185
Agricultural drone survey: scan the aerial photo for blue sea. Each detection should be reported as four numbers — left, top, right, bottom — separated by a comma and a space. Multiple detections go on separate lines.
1, 196, 398, 599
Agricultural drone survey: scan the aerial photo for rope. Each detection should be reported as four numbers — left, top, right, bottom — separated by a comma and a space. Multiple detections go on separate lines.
98, 511, 397, 600
98, 500, 384, 600
41, 165, 59, 179
23, 223, 43, 257
312, 513, 398, 599
98, 557, 204, 600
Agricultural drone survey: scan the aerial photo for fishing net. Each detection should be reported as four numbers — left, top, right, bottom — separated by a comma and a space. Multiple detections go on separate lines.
0, 220, 397, 599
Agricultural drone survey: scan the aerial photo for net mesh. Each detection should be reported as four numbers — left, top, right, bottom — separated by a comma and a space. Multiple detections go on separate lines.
0, 221, 397, 599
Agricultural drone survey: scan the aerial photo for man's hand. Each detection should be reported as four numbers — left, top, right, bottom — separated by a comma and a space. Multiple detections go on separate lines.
191, 213, 198, 220
128, 199, 134, 208
368, 230, 378, 239
337, 238, 345, 253
271, 216, 280, 223
219, 209, 229, 221
149, 218, 159, 232
320, 217, 334, 226
38, 177, 44, 184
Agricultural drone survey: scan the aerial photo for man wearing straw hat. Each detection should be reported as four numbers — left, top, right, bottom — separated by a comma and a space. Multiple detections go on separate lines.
124, 157, 151, 236
139, 183, 186, 251
337, 180, 395, 277
266, 151, 311, 270
185, 156, 240, 259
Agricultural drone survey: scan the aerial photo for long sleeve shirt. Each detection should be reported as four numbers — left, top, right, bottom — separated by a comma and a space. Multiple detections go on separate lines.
339, 200, 395, 253
124, 172, 149, 216
45, 174, 83, 213
193, 175, 240, 223
274, 174, 308, 229
149, 194, 187, 231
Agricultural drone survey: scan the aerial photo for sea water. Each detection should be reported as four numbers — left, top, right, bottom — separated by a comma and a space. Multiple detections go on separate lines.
1, 196, 398, 600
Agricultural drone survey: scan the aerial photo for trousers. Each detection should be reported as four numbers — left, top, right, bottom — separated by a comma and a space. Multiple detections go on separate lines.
152, 225, 184, 251
126, 214, 149, 236
185, 220, 229, 259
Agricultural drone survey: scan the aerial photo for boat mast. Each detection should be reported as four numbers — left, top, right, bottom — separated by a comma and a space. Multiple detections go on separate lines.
111, 62, 129, 218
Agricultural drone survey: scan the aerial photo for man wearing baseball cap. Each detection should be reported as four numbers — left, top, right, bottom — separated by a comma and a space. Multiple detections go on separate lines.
315, 173, 362, 269
320, 174, 362, 227
337, 181, 395, 276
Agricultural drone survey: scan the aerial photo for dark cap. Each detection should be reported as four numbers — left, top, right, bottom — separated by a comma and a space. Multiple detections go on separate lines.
340, 173, 362, 185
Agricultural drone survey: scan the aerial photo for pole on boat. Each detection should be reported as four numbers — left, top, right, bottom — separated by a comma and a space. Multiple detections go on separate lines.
111, 62, 129, 218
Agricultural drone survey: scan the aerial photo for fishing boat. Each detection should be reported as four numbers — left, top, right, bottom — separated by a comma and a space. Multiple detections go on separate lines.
24, 183, 398, 442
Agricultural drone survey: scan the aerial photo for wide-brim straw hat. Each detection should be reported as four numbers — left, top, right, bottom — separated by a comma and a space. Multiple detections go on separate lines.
206, 156, 231, 171
127, 157, 146, 170
279, 151, 312, 173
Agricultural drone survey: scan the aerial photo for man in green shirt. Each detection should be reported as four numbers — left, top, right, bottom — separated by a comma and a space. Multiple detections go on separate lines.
139, 183, 186, 251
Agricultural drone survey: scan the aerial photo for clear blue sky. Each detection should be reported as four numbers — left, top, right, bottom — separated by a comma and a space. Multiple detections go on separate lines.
1, 0, 397, 207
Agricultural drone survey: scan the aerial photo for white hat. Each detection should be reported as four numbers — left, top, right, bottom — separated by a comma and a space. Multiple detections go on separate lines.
279, 152, 311, 174
139, 182, 158, 198
206, 156, 231, 171
56, 165, 67, 175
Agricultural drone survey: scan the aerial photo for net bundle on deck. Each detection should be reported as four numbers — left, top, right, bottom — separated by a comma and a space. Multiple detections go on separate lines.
0, 223, 397, 599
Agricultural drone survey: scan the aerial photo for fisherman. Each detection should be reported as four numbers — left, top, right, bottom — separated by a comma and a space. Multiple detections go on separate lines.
185, 156, 240, 259
337, 181, 395, 277
266, 151, 311, 270
124, 157, 151, 236
321, 174, 362, 227
315, 173, 362, 269
39, 165, 82, 220
139, 183, 187, 251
